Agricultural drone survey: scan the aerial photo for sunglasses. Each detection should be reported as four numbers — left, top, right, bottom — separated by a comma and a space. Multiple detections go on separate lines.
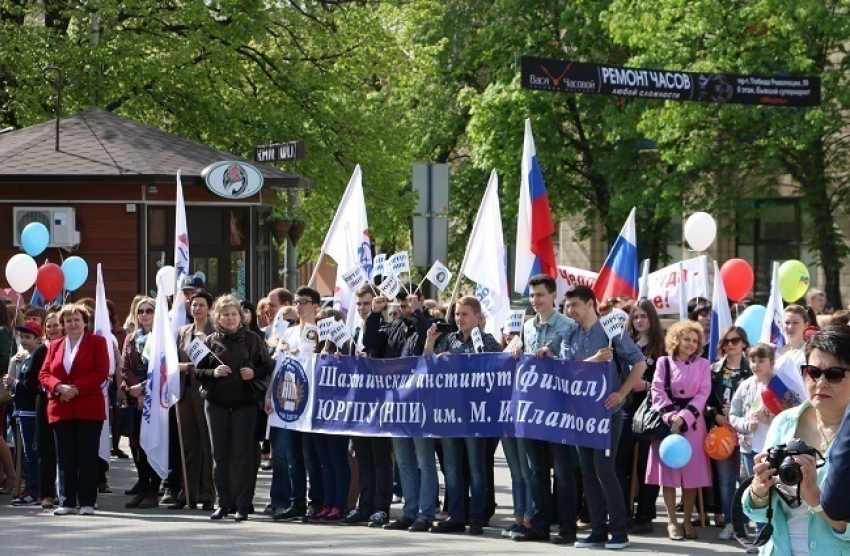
137, 308, 154, 315
800, 364, 849, 385
722, 337, 743, 347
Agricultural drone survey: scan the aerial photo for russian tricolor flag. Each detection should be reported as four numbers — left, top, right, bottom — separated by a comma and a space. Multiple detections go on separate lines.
593, 208, 639, 302
708, 260, 733, 363
762, 373, 803, 415
760, 261, 787, 349
514, 119, 558, 295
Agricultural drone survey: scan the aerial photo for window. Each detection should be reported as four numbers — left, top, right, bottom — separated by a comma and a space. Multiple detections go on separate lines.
737, 198, 815, 302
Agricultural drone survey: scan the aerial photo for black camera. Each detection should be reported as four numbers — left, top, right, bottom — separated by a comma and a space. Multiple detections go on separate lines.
766, 438, 819, 486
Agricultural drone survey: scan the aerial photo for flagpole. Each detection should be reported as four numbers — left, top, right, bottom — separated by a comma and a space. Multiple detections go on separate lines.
413, 276, 427, 297
308, 253, 325, 288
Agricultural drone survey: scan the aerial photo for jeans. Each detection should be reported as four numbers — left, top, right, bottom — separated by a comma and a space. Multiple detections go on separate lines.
393, 436, 438, 521
715, 447, 741, 524
502, 436, 532, 518
301, 432, 324, 509
524, 438, 578, 535
742, 452, 765, 533
441, 437, 486, 524
269, 427, 305, 510
617, 412, 660, 523
312, 433, 350, 510
577, 411, 627, 536
53, 419, 102, 508
16, 414, 39, 495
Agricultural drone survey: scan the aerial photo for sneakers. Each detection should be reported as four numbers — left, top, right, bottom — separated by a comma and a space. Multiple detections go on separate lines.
11, 492, 37, 506
383, 516, 415, 530
307, 507, 330, 523
367, 510, 389, 528
53, 506, 75, 515
502, 523, 520, 538
392, 494, 403, 504
575, 533, 609, 548
338, 508, 371, 526
408, 517, 432, 532
719, 523, 735, 540
605, 534, 631, 550
321, 508, 343, 523
79, 506, 94, 516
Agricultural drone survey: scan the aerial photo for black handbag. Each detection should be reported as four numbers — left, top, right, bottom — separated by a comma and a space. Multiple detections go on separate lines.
632, 356, 672, 441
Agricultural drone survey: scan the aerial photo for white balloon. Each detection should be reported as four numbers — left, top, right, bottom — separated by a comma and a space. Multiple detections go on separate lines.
5, 254, 38, 293
684, 212, 717, 252
156, 265, 176, 296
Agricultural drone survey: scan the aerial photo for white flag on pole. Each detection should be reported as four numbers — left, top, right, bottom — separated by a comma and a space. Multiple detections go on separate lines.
341, 265, 369, 292
425, 260, 453, 291
140, 276, 182, 479
459, 170, 508, 343
372, 254, 386, 279
389, 252, 410, 276
329, 320, 352, 347
504, 310, 526, 335
600, 308, 629, 341
320, 165, 373, 312
378, 270, 401, 299
94, 263, 116, 464
318, 318, 335, 342
170, 170, 190, 338
761, 261, 787, 348
186, 338, 212, 367
270, 309, 291, 340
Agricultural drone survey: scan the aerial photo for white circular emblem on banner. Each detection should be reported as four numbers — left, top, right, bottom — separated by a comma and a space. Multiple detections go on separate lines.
201, 161, 264, 199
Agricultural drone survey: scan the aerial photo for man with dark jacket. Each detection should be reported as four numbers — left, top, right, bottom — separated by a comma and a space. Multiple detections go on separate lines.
339, 290, 428, 527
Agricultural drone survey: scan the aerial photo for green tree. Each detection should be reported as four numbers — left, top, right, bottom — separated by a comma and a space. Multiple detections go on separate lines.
608, 0, 850, 305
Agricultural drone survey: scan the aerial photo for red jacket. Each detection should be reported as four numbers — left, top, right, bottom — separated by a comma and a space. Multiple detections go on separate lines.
38, 332, 109, 424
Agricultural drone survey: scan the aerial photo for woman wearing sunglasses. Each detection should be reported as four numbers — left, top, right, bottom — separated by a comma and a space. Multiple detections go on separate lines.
744, 325, 850, 555
119, 297, 161, 509
706, 326, 752, 537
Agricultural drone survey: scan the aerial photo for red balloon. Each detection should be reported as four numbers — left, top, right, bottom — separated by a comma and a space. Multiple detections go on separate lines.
36, 263, 65, 301
720, 258, 754, 302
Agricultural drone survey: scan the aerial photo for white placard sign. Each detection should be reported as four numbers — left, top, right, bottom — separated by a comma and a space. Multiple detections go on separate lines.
372, 254, 386, 279
425, 260, 453, 291
378, 271, 401, 299
329, 320, 352, 347
318, 318, 334, 342
471, 327, 484, 352
186, 338, 212, 367
389, 251, 410, 275
600, 308, 629, 341
504, 310, 526, 335
342, 265, 369, 291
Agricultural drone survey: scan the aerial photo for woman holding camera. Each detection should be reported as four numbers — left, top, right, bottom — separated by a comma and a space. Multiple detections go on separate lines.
744, 325, 850, 555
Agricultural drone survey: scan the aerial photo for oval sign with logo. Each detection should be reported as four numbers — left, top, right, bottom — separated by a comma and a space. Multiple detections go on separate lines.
201, 161, 264, 199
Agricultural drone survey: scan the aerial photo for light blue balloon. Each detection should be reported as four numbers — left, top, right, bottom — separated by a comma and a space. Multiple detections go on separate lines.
21, 222, 49, 257
660, 434, 692, 469
735, 304, 766, 345
61, 256, 89, 292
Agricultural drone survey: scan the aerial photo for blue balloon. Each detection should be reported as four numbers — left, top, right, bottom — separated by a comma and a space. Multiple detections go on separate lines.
735, 304, 766, 345
660, 434, 692, 469
61, 256, 89, 292
21, 222, 49, 257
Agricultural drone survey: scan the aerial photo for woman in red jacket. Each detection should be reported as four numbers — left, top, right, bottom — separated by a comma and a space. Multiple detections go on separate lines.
38, 303, 109, 516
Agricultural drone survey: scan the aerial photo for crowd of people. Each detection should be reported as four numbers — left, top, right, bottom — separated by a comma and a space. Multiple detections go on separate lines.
1, 272, 849, 555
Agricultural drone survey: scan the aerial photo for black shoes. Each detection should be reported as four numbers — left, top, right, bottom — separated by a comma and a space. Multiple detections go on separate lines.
383, 516, 415, 530
431, 519, 466, 534
273, 506, 306, 522
409, 518, 432, 532
468, 522, 484, 535
338, 508, 371, 526
514, 529, 550, 542
124, 492, 146, 509
168, 499, 187, 510
138, 492, 160, 509
551, 531, 577, 544
210, 508, 228, 520
234, 510, 249, 522
112, 448, 130, 459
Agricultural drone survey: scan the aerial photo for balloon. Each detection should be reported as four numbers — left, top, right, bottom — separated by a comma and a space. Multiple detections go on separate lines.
5, 254, 38, 293
36, 263, 64, 300
720, 258, 754, 302
61, 256, 89, 292
156, 265, 176, 296
684, 212, 717, 252
20, 222, 50, 257
778, 260, 810, 303
704, 426, 737, 460
735, 304, 766, 345
660, 434, 692, 469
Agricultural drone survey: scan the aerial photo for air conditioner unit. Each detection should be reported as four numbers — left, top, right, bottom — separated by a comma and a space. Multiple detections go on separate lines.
13, 207, 81, 250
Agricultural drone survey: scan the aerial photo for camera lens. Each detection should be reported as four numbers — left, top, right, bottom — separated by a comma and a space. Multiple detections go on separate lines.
778, 459, 803, 486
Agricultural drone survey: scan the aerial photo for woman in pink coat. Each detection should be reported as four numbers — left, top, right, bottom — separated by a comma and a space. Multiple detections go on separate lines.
646, 320, 712, 542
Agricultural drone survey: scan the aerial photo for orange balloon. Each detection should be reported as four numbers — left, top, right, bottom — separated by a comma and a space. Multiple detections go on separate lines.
704, 425, 737, 460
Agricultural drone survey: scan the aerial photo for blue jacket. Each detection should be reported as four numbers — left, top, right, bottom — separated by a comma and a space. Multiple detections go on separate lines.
743, 401, 850, 555
822, 405, 850, 522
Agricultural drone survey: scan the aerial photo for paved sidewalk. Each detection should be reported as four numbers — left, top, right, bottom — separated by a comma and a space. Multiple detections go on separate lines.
2, 442, 748, 555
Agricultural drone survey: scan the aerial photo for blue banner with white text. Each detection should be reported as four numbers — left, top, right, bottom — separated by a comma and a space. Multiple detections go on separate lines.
288, 353, 613, 450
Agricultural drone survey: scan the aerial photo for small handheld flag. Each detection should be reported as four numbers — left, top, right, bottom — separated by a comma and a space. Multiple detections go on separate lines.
425, 260, 453, 292
504, 310, 526, 335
